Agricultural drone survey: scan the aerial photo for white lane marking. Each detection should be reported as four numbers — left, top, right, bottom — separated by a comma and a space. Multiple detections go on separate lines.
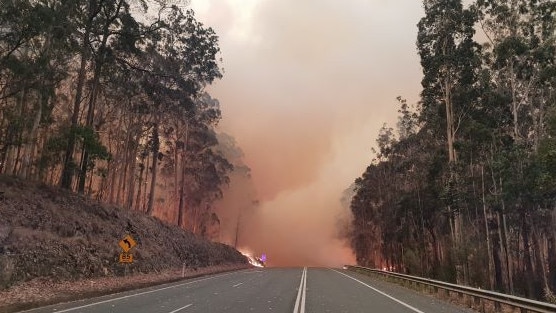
36, 271, 242, 313
293, 267, 307, 313
330, 269, 425, 313
300, 267, 307, 313
168, 303, 192, 313
233, 282, 244, 287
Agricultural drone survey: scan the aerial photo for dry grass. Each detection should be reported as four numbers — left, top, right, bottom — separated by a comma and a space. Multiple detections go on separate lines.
0, 175, 249, 312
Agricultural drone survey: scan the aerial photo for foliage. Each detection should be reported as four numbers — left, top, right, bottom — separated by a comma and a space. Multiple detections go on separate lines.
0, 0, 232, 237
349, 0, 556, 301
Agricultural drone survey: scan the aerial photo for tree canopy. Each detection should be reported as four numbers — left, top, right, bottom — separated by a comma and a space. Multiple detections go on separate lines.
0, 0, 233, 238
348, 0, 556, 301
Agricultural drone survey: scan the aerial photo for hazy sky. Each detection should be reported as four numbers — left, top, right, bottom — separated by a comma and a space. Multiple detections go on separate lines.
191, 0, 425, 266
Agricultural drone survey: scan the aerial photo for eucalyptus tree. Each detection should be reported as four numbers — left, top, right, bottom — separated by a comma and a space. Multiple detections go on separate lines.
348, 0, 555, 300
476, 0, 556, 298
172, 93, 229, 229
0, 0, 77, 178
126, 6, 222, 216
75, 0, 144, 193
417, 0, 481, 283
56, 0, 150, 192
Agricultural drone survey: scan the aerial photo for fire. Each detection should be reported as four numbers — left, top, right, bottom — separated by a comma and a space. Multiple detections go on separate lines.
239, 248, 266, 268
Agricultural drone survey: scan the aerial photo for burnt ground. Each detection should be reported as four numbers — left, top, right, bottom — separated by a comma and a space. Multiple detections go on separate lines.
0, 175, 248, 312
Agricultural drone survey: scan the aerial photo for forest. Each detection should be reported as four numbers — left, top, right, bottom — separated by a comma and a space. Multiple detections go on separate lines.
349, 0, 556, 301
0, 0, 236, 238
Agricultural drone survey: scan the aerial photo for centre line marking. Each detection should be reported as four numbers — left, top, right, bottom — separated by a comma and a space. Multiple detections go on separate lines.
168, 303, 192, 313
301, 267, 307, 313
233, 282, 244, 287
330, 269, 425, 313
293, 267, 307, 313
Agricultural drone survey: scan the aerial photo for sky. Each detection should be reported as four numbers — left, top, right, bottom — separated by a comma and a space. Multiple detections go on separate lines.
190, 0, 425, 267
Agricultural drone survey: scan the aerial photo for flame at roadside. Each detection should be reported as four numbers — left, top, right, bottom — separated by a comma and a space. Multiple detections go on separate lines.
239, 248, 265, 268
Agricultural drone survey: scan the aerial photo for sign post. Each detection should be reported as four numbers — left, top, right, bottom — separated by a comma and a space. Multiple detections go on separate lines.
118, 235, 137, 276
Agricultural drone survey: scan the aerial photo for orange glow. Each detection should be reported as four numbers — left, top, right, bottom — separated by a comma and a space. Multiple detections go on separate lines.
193, 0, 424, 267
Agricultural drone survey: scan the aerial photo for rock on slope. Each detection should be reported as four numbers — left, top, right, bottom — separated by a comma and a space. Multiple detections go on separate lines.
0, 176, 247, 290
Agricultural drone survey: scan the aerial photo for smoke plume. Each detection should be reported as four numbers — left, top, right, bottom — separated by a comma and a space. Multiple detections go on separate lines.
193, 0, 424, 266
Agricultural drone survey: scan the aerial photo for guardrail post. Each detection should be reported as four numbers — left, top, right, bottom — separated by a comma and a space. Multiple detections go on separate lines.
442, 288, 450, 299
473, 296, 480, 306
465, 293, 471, 308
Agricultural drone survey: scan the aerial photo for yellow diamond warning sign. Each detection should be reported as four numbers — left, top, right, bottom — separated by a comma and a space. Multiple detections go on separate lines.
118, 235, 137, 253
119, 252, 133, 263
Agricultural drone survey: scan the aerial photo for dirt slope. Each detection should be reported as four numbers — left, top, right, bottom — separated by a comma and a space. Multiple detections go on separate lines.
0, 175, 247, 291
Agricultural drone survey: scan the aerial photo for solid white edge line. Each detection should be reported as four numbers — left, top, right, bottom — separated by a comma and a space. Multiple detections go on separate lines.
293, 267, 306, 313
168, 303, 193, 313
300, 267, 307, 313
37, 271, 242, 313
330, 269, 425, 313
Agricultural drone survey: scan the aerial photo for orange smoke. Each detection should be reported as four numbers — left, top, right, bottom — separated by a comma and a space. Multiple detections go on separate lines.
194, 0, 424, 266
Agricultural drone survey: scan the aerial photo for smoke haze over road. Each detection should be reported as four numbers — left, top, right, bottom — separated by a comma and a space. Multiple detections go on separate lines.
192, 0, 425, 267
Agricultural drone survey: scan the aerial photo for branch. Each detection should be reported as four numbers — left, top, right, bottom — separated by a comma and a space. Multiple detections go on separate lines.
454, 108, 469, 136
0, 37, 26, 63
479, 19, 495, 46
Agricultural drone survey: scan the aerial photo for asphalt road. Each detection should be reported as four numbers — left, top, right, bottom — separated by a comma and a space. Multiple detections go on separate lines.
22, 268, 475, 313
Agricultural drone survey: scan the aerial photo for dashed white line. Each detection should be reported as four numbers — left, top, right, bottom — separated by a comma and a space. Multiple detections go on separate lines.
168, 303, 192, 313
330, 269, 425, 313
27, 271, 242, 313
233, 282, 244, 287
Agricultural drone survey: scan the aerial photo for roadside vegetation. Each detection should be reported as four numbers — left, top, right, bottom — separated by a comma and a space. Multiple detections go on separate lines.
347, 0, 556, 302
0, 0, 236, 234
0, 0, 251, 308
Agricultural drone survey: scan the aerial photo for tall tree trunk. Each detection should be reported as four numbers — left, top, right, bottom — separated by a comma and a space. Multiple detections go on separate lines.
532, 227, 549, 296
177, 123, 189, 227
177, 183, 185, 227
135, 157, 145, 211
177, 151, 187, 227
443, 61, 463, 283
492, 222, 504, 292
4, 88, 27, 176
501, 201, 514, 294
125, 142, 137, 210
146, 121, 160, 216
78, 2, 118, 193
20, 92, 44, 179
482, 165, 494, 290
521, 210, 537, 298
107, 116, 120, 204
142, 152, 150, 212
117, 152, 127, 205
496, 212, 509, 292
12, 133, 23, 176
549, 205, 556, 294
61, 0, 97, 189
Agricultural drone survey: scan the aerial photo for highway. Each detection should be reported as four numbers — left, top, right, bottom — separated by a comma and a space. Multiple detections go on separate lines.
22, 268, 474, 313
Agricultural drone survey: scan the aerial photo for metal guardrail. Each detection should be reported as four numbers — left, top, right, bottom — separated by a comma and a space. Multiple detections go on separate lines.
346, 265, 556, 313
